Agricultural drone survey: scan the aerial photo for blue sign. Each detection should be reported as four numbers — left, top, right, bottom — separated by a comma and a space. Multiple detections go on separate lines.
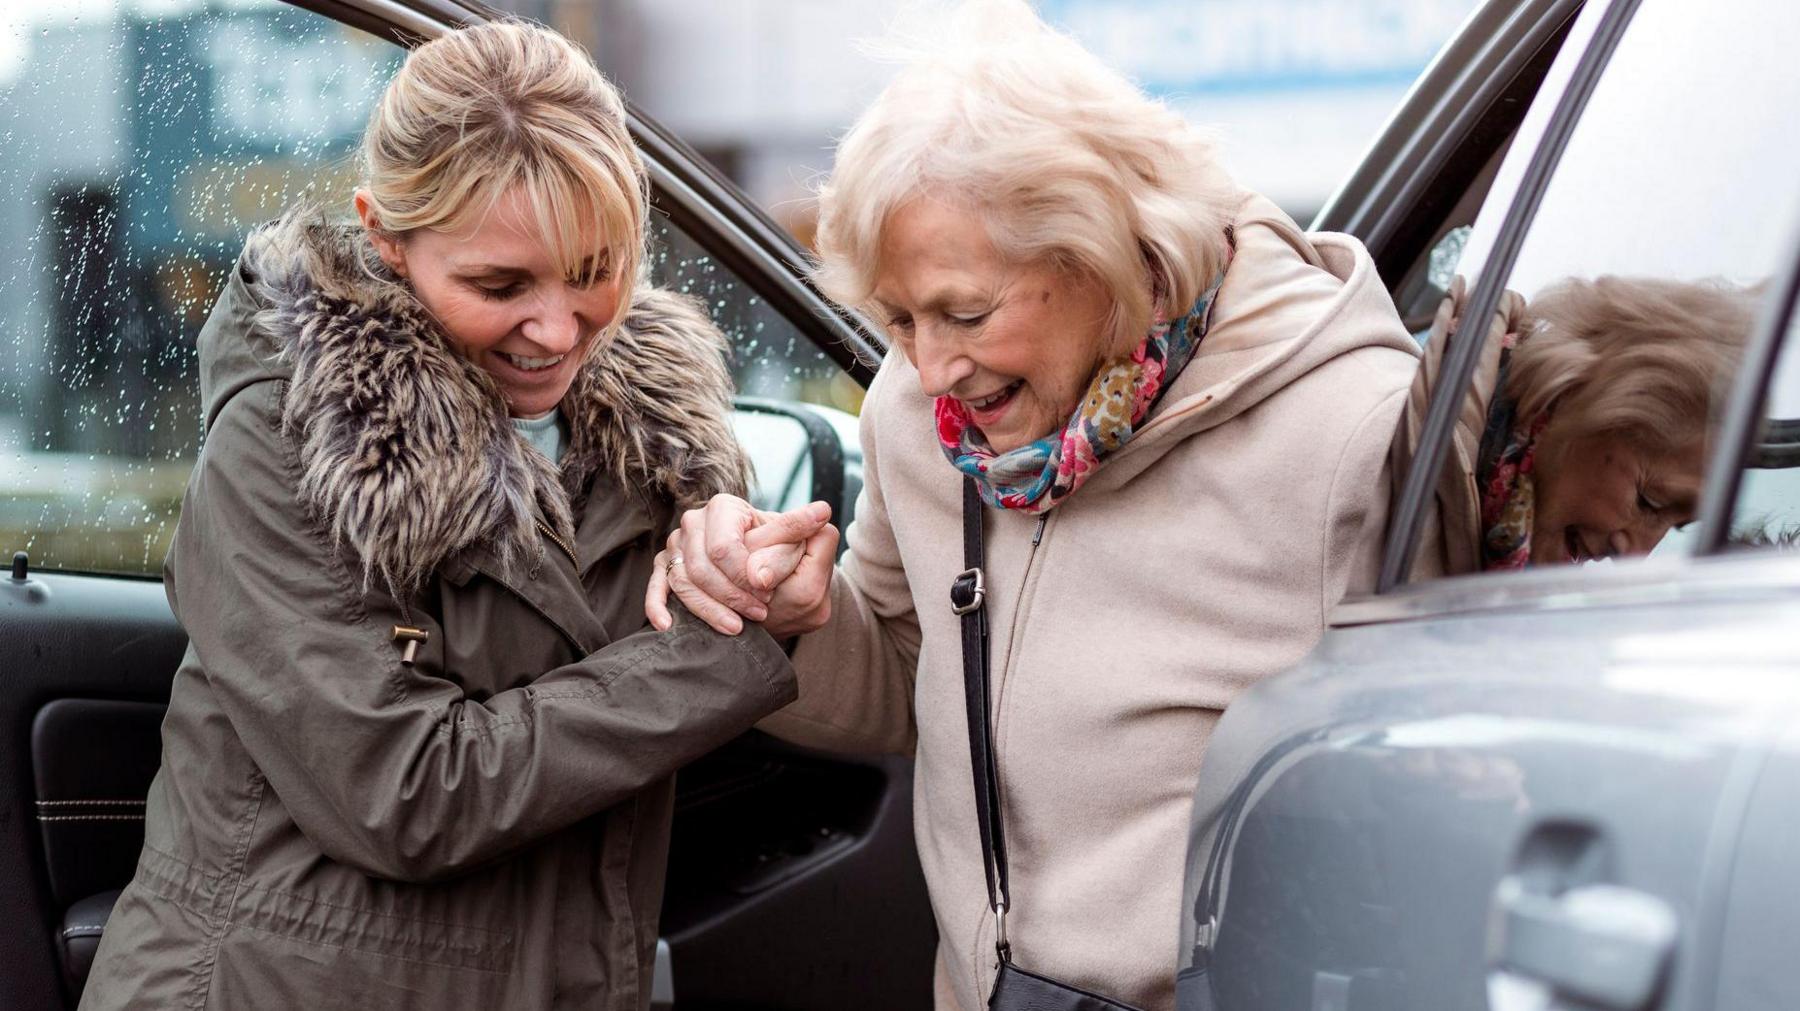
1040, 0, 1478, 95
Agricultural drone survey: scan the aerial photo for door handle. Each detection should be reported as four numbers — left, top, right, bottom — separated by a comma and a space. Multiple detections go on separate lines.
1492, 879, 1677, 1010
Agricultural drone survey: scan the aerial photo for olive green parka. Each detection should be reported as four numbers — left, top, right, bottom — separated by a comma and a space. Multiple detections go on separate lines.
81, 217, 796, 1009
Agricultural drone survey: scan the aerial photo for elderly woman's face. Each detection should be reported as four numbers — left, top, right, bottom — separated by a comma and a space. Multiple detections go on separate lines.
874, 197, 1119, 453
357, 186, 624, 418
1531, 422, 1706, 565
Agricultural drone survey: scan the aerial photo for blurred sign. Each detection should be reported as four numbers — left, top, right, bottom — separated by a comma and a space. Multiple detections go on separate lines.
207, 20, 389, 144
1041, 0, 1477, 94
126, 10, 396, 255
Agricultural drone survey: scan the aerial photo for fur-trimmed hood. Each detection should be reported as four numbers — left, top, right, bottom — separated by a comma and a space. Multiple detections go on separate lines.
198, 214, 748, 592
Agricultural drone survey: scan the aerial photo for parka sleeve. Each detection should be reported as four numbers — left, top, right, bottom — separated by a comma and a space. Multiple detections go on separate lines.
169, 381, 796, 884
757, 364, 922, 755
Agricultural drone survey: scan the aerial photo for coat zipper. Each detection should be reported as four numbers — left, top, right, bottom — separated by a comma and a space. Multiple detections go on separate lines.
992, 512, 1052, 765
535, 518, 579, 568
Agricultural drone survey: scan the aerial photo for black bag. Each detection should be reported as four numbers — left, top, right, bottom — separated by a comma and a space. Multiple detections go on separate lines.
951, 478, 1147, 1011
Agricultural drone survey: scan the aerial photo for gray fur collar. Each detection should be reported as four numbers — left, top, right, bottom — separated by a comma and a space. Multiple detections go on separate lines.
242, 215, 748, 592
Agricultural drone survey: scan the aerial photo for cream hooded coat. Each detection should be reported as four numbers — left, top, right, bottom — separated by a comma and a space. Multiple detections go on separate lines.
760, 194, 1420, 1010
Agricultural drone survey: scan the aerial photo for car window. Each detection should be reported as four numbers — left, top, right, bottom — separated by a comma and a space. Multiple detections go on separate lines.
0, 3, 855, 579
1726, 311, 1800, 552
0, 2, 401, 577
648, 218, 864, 415
1402, 0, 1800, 581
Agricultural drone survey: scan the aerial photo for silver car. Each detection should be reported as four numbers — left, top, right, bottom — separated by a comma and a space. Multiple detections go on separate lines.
1179, 0, 1800, 1009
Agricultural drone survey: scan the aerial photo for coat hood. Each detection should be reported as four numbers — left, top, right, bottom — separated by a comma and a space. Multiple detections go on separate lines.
197, 214, 749, 592
1083, 193, 1420, 495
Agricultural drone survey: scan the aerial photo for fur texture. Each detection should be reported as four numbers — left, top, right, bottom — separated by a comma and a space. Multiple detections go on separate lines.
243, 215, 749, 592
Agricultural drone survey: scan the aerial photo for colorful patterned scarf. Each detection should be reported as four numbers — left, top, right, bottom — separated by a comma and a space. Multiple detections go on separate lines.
1475, 316, 1554, 571
935, 255, 1231, 512
1478, 411, 1547, 571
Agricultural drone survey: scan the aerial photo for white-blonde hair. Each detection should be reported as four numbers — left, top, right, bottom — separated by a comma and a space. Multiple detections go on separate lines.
814, 0, 1238, 346
1511, 275, 1759, 454
360, 21, 647, 326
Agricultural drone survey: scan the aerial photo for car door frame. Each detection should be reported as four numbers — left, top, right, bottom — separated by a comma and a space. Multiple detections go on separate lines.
1312, 0, 1584, 285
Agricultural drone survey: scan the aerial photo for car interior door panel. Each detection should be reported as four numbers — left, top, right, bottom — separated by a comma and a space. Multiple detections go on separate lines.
0, 2, 929, 1009
30, 700, 167, 916
1, 572, 186, 1006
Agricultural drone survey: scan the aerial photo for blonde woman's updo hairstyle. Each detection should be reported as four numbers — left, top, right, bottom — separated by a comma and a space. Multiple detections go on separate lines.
361, 20, 648, 321
1509, 276, 1758, 455
814, 0, 1238, 347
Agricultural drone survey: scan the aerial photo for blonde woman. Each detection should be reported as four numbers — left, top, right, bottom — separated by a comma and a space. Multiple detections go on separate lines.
81, 22, 794, 1009
648, 2, 1420, 1007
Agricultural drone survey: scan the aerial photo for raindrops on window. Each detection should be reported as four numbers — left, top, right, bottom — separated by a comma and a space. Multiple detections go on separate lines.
0, 1, 399, 575
647, 220, 863, 417
646, 220, 867, 515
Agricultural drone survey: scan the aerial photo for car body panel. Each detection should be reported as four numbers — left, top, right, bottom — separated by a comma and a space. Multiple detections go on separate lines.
1179, 552, 1800, 1009
1711, 719, 1800, 1011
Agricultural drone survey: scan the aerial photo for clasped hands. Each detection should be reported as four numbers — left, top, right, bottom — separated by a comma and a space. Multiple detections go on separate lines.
645, 495, 837, 638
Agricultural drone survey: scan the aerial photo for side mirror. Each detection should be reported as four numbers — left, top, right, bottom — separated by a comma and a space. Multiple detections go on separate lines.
730, 397, 862, 545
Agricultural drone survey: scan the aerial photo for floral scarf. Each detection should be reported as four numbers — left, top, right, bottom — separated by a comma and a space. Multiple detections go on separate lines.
1478, 411, 1547, 571
935, 253, 1232, 512
1476, 326, 1547, 571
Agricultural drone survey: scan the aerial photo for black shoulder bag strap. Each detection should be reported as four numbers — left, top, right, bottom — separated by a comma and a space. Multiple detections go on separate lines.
952, 477, 1010, 950
951, 477, 1145, 1011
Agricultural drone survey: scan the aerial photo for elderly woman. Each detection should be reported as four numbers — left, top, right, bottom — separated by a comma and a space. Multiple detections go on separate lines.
81, 22, 794, 1010
647, 3, 1419, 1007
1404, 274, 1756, 574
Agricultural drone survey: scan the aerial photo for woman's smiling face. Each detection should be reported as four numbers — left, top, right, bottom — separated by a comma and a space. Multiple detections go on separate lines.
1531, 422, 1706, 565
357, 186, 625, 418
873, 197, 1120, 453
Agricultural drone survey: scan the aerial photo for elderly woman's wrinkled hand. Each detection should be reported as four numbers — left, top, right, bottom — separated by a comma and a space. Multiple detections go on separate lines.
646, 495, 836, 637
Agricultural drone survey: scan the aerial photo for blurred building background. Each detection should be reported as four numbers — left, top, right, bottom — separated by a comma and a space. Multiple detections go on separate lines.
0, 0, 1481, 572
511, 0, 1481, 235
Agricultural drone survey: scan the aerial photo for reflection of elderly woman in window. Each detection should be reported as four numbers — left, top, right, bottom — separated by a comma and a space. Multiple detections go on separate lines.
1416, 275, 1755, 572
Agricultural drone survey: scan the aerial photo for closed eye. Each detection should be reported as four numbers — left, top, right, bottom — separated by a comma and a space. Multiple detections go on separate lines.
949, 311, 991, 328
474, 280, 528, 301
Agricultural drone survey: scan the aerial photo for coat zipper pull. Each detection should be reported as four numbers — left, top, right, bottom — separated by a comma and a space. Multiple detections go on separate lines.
1031, 514, 1049, 547
391, 625, 429, 665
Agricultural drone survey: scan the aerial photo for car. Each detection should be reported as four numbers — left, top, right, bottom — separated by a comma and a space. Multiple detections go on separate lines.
1176, 1, 1800, 1009
0, 1, 927, 1008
